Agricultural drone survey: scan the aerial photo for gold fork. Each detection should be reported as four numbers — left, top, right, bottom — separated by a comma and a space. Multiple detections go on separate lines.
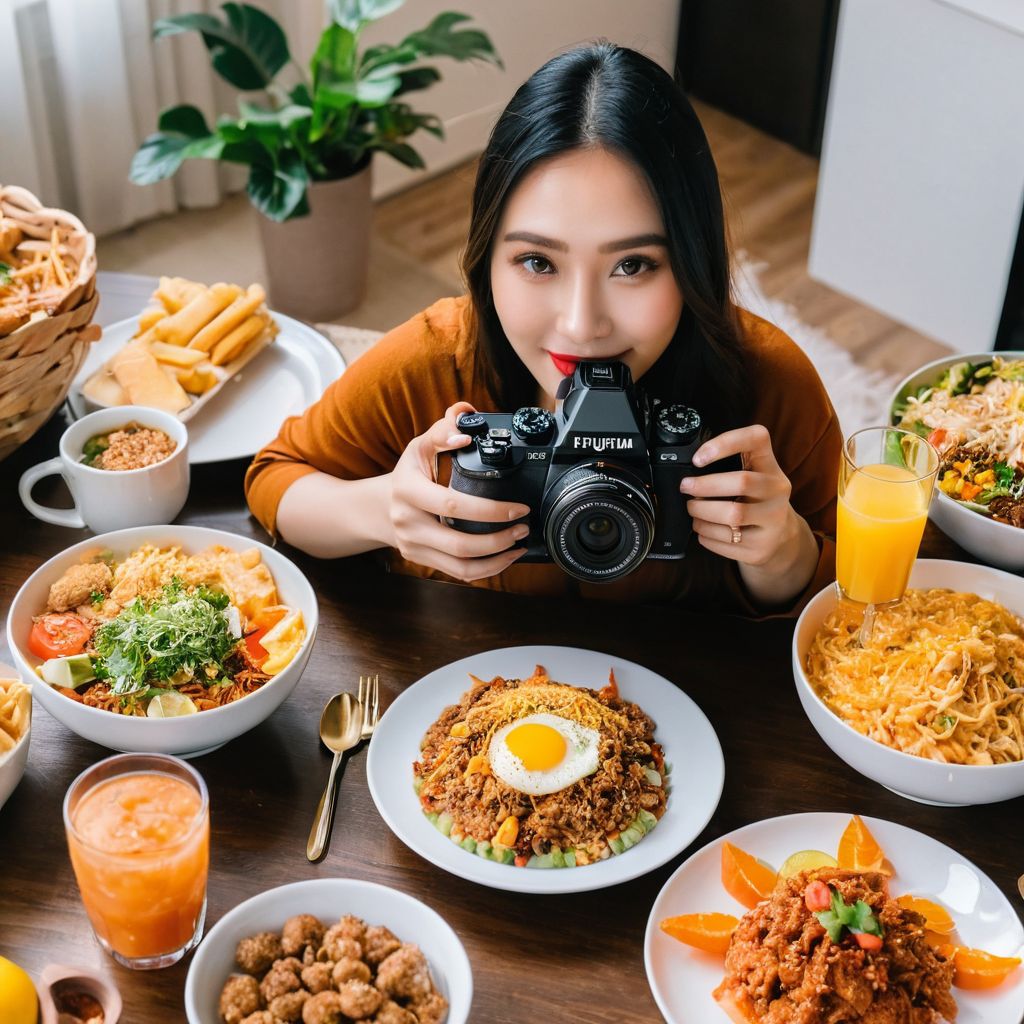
357, 674, 380, 741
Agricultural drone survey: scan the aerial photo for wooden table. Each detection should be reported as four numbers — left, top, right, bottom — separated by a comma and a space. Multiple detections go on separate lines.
0, 413, 1020, 1024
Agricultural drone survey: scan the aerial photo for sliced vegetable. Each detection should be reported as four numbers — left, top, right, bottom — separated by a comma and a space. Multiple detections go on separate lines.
29, 613, 91, 660
40, 653, 96, 690
814, 886, 884, 944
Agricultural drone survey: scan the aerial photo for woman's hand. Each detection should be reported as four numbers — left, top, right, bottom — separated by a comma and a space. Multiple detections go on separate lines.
679, 424, 820, 606
388, 402, 532, 582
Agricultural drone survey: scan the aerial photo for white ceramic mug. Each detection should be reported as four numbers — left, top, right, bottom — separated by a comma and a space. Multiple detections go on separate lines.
19, 407, 189, 532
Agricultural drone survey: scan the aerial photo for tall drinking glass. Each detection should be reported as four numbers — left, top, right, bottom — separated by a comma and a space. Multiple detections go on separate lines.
63, 753, 210, 970
836, 426, 940, 607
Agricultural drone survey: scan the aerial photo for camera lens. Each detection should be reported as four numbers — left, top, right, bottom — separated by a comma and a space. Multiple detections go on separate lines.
542, 464, 654, 582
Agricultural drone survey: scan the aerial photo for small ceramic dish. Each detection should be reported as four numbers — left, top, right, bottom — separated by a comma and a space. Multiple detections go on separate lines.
36, 963, 122, 1024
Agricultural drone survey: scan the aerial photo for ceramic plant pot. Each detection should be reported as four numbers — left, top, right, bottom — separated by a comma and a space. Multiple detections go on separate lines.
257, 163, 373, 322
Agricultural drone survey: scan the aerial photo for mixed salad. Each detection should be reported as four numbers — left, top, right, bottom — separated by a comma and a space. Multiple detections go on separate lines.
894, 357, 1024, 528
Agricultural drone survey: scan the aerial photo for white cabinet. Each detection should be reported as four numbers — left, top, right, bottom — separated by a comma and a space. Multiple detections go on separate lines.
809, 0, 1024, 352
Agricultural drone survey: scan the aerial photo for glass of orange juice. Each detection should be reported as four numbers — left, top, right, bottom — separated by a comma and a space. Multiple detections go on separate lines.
836, 426, 940, 606
63, 753, 209, 969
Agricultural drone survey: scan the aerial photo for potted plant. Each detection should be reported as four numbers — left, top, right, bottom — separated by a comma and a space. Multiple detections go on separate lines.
130, 1, 501, 320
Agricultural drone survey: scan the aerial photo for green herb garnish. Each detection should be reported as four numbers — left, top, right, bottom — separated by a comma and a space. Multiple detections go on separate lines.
89, 590, 105, 606
934, 714, 957, 731
92, 580, 235, 695
994, 462, 1016, 489
0, 262, 11, 285
814, 888, 884, 943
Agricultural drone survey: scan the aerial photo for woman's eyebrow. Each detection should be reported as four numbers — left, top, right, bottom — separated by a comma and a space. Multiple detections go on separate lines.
501, 231, 668, 252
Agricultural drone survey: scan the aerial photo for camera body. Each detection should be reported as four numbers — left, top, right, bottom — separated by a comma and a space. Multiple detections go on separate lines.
442, 361, 736, 583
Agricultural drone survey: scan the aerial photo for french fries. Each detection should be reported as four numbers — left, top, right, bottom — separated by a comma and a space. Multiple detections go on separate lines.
0, 679, 30, 755
82, 276, 277, 415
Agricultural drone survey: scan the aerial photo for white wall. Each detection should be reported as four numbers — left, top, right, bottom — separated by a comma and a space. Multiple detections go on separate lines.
809, 0, 1024, 352
288, 0, 682, 198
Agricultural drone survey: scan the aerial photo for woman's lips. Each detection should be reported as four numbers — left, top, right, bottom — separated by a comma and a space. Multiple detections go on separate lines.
548, 352, 627, 377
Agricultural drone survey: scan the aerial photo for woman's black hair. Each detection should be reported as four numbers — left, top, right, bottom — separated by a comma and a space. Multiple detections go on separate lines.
461, 42, 751, 433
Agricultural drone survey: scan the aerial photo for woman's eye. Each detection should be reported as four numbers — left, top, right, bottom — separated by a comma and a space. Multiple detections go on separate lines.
614, 257, 656, 277
516, 254, 554, 275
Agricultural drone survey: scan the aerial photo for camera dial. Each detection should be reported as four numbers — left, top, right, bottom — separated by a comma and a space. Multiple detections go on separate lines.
655, 404, 701, 445
455, 411, 489, 438
512, 406, 555, 444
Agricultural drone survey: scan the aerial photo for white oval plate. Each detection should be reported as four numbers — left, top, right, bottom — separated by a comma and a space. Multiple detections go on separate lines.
184, 878, 472, 1024
68, 313, 344, 464
644, 812, 1024, 1024
367, 644, 725, 895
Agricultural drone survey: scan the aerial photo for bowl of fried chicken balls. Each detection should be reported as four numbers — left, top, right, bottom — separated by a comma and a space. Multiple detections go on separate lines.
185, 879, 471, 1024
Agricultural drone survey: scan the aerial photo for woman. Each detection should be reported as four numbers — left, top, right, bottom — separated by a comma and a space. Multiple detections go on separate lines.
245, 43, 841, 615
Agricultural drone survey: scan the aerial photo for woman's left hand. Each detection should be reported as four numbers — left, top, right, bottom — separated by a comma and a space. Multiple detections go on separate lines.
680, 424, 819, 605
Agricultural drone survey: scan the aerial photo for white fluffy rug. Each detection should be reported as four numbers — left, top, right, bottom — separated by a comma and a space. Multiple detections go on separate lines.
733, 258, 900, 436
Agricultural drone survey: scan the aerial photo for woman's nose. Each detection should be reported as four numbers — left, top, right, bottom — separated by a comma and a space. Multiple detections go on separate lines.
555, 274, 611, 345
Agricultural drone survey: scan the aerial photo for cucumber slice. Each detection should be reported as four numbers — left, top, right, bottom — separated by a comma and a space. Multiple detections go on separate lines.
436, 812, 454, 837
41, 653, 95, 690
608, 836, 625, 855
563, 850, 577, 867
476, 840, 492, 859
620, 825, 644, 850
425, 812, 439, 824
643, 767, 662, 786
494, 846, 515, 865
528, 853, 555, 868
637, 809, 658, 833
460, 836, 477, 853
413, 777, 423, 795
549, 848, 565, 868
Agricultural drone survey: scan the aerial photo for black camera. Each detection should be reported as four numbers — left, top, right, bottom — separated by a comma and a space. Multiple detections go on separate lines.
441, 361, 735, 583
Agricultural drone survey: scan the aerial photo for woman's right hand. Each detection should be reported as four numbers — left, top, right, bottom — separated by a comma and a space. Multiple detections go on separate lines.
387, 403, 532, 582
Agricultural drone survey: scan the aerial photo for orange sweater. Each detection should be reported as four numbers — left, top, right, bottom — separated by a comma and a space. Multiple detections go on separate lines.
246, 296, 841, 616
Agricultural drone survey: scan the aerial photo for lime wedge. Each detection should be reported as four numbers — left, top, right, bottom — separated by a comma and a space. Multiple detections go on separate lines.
779, 849, 839, 878
147, 692, 198, 718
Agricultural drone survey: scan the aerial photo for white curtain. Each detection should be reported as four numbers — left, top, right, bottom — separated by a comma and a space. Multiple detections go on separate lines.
0, 0, 325, 236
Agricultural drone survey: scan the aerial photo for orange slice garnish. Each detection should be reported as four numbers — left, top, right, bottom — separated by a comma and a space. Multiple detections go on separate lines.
660, 912, 739, 955
721, 842, 777, 909
951, 946, 1022, 990
896, 895, 955, 935
837, 815, 890, 874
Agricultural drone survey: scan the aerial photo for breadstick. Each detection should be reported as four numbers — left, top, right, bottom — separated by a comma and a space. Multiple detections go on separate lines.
154, 283, 240, 346
210, 314, 267, 366
188, 284, 265, 353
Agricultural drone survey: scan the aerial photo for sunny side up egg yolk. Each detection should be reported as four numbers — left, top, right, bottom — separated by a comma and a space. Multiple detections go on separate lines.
504, 722, 567, 772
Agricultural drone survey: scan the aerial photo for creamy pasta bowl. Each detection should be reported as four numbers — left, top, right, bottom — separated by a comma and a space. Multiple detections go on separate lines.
5, 525, 317, 757
889, 351, 1024, 572
793, 559, 1024, 806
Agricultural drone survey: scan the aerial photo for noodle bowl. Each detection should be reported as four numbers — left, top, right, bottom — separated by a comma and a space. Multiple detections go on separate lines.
792, 560, 1024, 805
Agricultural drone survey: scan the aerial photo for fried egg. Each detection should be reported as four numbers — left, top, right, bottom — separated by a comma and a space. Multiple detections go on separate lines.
488, 713, 600, 795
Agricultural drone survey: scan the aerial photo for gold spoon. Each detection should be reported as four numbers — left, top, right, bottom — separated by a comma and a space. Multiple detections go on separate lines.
307, 692, 362, 862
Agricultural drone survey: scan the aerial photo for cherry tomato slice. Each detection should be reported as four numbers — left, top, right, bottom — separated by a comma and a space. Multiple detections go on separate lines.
29, 613, 91, 660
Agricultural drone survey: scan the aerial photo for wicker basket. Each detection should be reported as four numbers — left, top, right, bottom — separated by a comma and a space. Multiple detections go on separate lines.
0, 184, 99, 462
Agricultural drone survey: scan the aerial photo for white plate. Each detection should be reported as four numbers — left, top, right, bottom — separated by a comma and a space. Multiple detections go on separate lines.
366, 644, 725, 895
184, 878, 472, 1024
67, 313, 344, 464
644, 812, 1024, 1024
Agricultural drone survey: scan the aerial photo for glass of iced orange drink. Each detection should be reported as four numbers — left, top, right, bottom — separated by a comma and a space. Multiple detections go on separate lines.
63, 753, 209, 969
836, 426, 940, 607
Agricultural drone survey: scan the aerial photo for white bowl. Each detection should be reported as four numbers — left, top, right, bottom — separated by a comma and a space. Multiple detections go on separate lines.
793, 559, 1024, 806
0, 717, 30, 811
184, 878, 472, 1024
5, 525, 317, 757
889, 351, 1024, 572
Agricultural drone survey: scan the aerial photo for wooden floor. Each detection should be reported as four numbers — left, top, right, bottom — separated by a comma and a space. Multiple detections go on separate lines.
373, 101, 951, 379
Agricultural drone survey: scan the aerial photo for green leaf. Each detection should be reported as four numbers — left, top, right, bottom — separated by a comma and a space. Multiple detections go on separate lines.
329, 0, 406, 34
238, 101, 313, 129
0, 262, 10, 285
373, 139, 425, 169
401, 12, 503, 67
158, 104, 213, 137
153, 3, 289, 91
317, 75, 400, 110
394, 66, 442, 96
290, 82, 313, 107
311, 23, 358, 89
813, 887, 884, 943
247, 148, 309, 221
130, 128, 224, 185
995, 462, 1016, 488
360, 42, 419, 74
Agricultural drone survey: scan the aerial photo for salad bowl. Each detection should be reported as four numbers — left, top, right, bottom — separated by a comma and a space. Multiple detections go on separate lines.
5, 525, 317, 756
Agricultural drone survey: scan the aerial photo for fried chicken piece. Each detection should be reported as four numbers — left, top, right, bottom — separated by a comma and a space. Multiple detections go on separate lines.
374, 1001, 417, 1024
260, 966, 301, 1003
410, 992, 448, 1024
332, 914, 367, 944
219, 974, 261, 1024
375, 945, 433, 1003
332, 957, 371, 987
302, 991, 345, 1024
363, 925, 402, 966
321, 928, 362, 963
273, 956, 305, 976
268, 990, 310, 1022
240, 1014, 275, 1024
282, 914, 325, 956
47, 562, 112, 612
338, 979, 384, 1019
236, 931, 284, 975
301, 961, 335, 994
